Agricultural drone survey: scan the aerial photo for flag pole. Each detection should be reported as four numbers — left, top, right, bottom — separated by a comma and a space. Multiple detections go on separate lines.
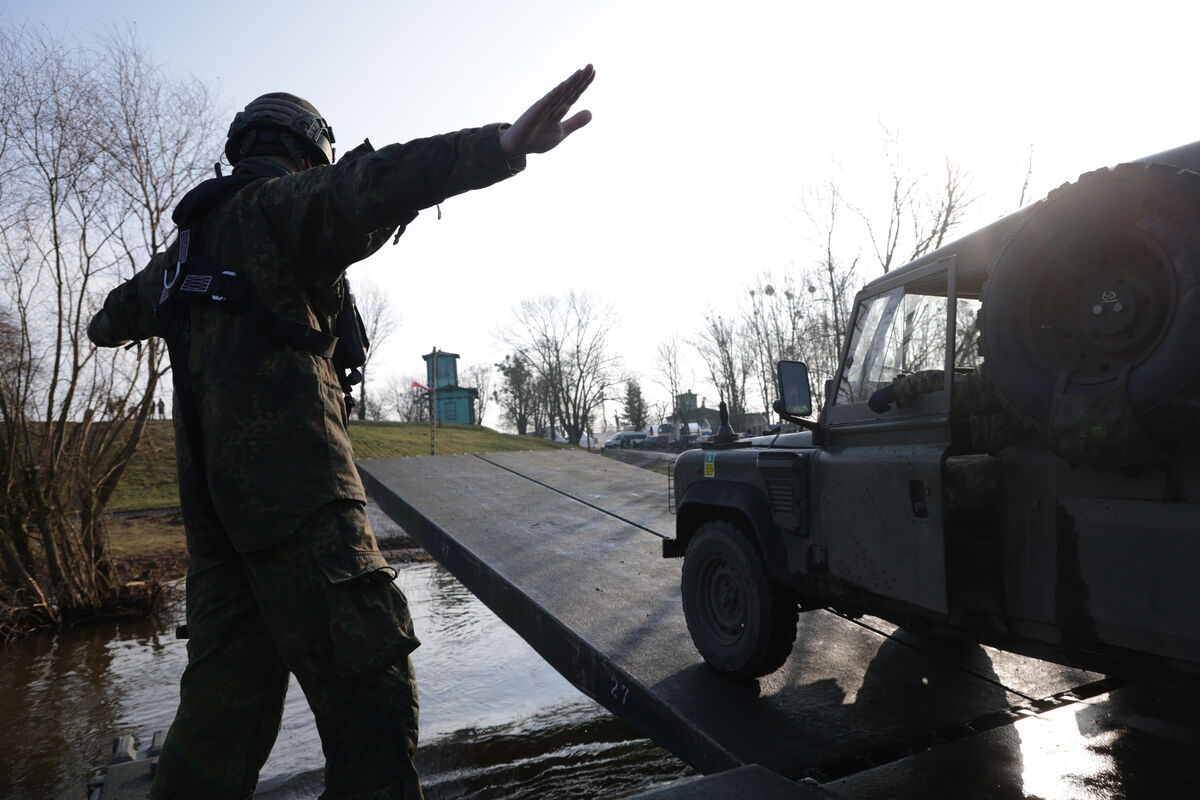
430, 347, 437, 456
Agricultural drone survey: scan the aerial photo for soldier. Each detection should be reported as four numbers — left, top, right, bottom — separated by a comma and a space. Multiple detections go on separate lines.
869, 368, 1006, 452
88, 66, 595, 799
869, 368, 1008, 514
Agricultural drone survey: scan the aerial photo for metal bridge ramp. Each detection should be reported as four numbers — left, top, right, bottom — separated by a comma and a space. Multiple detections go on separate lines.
358, 450, 1100, 793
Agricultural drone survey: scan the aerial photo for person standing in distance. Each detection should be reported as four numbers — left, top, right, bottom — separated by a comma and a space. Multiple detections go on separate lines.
88, 65, 596, 799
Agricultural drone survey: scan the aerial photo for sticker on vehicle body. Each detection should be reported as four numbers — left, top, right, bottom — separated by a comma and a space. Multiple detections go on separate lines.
704, 452, 715, 477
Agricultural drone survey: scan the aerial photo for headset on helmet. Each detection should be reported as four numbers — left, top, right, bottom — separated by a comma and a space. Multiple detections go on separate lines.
225, 92, 336, 167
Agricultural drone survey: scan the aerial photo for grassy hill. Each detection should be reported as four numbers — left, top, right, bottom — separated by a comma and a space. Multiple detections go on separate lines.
106, 420, 573, 573
109, 419, 570, 513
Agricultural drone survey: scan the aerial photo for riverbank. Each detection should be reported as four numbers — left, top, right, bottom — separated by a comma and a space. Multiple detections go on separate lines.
106, 510, 188, 582
96, 421, 573, 583
104, 444, 669, 583
107, 507, 432, 584
0, 442, 655, 647
106, 420, 573, 513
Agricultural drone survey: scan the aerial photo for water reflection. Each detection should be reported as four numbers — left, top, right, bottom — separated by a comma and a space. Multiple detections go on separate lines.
1017, 682, 1200, 799
266, 703, 689, 800
413, 704, 689, 800
1017, 706, 1115, 799
820, 632, 1200, 799
0, 558, 692, 799
15, 509, 1196, 799
0, 593, 184, 798
852, 632, 1025, 797
406, 563, 590, 741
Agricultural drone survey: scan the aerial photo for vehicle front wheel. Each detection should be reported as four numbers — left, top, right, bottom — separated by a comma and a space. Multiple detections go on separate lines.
681, 520, 798, 679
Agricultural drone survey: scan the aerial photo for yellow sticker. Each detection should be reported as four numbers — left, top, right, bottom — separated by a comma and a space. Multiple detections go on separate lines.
704, 452, 715, 478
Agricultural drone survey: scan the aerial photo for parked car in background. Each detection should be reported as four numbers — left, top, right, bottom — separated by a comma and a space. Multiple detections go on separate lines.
605, 431, 648, 449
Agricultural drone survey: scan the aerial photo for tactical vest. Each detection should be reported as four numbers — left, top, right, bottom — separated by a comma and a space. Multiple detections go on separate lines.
156, 172, 370, 413
153, 170, 373, 515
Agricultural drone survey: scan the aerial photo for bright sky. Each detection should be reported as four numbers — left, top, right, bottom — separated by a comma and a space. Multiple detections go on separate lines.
7, 0, 1200, 429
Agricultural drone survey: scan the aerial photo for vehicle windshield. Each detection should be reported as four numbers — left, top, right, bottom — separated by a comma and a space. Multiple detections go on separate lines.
835, 282, 981, 406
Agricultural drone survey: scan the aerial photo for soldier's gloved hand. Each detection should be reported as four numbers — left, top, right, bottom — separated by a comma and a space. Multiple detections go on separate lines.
868, 384, 897, 414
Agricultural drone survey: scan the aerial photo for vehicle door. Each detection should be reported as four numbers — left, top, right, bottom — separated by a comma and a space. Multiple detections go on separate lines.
813, 259, 976, 614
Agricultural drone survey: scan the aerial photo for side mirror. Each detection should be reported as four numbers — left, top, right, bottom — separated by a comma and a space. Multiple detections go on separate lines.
777, 360, 812, 417
773, 361, 818, 432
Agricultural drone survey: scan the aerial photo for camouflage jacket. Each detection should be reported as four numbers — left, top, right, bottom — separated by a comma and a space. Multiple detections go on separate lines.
890, 369, 1000, 413
89, 124, 522, 550
892, 368, 1007, 452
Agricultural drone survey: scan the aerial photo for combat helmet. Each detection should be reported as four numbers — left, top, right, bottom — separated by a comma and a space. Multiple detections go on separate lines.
225, 92, 336, 167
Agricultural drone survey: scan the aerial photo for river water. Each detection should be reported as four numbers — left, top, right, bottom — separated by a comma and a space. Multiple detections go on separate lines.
0, 508, 695, 799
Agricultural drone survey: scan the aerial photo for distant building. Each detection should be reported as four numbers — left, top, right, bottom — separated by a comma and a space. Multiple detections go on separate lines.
742, 412, 770, 435
672, 391, 721, 437
693, 403, 721, 433
674, 391, 698, 420
423, 349, 479, 424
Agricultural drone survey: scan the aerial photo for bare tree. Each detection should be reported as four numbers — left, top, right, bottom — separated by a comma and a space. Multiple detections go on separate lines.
0, 25, 220, 635
654, 336, 692, 430
356, 395, 387, 421
1017, 144, 1036, 208
353, 280, 399, 420
742, 275, 810, 419
795, 180, 861, 415
501, 292, 618, 444
647, 400, 668, 431
910, 158, 974, 260
692, 312, 749, 430
854, 126, 977, 275
462, 362, 492, 425
382, 374, 430, 422
855, 124, 917, 275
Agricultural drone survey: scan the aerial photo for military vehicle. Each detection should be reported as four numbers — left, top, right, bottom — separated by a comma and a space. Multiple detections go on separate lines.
666, 146, 1200, 680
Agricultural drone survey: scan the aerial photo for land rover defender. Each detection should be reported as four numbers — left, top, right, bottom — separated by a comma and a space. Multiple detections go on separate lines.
667, 153, 1200, 680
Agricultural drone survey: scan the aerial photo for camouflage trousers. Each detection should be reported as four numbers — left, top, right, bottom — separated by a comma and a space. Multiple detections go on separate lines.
152, 499, 424, 800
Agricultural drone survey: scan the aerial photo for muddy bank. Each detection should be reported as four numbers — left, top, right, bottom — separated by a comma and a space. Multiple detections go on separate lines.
103, 450, 668, 583
106, 505, 431, 584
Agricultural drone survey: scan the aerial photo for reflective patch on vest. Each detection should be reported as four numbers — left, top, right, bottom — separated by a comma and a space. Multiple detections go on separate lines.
180, 274, 213, 294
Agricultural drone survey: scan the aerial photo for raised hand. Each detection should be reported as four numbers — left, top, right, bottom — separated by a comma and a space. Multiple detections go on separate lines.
500, 64, 595, 158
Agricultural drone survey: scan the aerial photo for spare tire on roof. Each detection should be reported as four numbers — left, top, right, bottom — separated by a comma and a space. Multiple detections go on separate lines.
979, 162, 1200, 466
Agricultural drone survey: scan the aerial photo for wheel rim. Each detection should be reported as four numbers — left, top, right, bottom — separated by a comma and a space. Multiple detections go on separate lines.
698, 556, 746, 646
1023, 229, 1172, 385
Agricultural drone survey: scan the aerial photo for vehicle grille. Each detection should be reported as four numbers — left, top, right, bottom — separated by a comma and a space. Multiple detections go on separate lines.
764, 477, 793, 514
667, 460, 676, 514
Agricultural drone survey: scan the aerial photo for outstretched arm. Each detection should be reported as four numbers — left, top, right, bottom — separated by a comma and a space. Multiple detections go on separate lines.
499, 64, 595, 158
88, 251, 171, 347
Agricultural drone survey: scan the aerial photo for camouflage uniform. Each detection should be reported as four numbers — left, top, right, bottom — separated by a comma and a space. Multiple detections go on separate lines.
90, 125, 523, 799
889, 369, 1005, 453
889, 369, 1006, 514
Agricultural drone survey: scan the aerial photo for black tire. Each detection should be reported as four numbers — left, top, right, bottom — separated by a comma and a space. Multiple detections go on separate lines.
681, 520, 798, 679
979, 163, 1200, 465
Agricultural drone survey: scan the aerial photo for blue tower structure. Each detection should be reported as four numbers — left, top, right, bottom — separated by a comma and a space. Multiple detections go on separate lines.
422, 349, 478, 424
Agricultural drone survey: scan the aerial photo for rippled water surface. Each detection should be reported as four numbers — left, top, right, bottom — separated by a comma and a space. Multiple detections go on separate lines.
0, 555, 694, 799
